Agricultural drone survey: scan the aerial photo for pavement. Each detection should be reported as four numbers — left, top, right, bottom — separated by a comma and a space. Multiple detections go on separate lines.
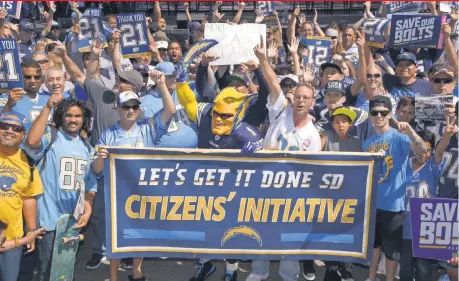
67, 227, 388, 281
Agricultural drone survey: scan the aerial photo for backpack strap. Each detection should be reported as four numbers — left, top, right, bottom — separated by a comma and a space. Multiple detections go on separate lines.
38, 126, 58, 173
24, 151, 36, 182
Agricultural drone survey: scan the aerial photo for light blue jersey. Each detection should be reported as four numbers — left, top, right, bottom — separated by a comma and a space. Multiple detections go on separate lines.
402, 157, 445, 239
140, 89, 198, 148
24, 129, 97, 231
97, 111, 168, 149
363, 128, 411, 211
9, 92, 71, 131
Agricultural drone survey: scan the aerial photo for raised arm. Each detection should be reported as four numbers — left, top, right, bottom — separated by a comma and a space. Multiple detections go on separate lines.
272, 11, 283, 46
350, 29, 367, 95
255, 36, 281, 104
233, 2, 246, 24
287, 37, 301, 77
312, 9, 325, 37
154, 1, 162, 27
434, 117, 457, 165
393, 119, 427, 154
184, 2, 192, 22
441, 23, 458, 75
26, 93, 62, 149
287, 6, 300, 44
41, 2, 55, 38
150, 70, 176, 124
111, 30, 122, 73
85, 40, 102, 80
53, 44, 86, 87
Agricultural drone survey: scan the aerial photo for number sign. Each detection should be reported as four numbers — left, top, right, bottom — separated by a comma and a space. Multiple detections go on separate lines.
300, 36, 331, 69
0, 39, 23, 93
77, 8, 107, 52
0, 1, 21, 19
116, 13, 150, 58
363, 18, 390, 48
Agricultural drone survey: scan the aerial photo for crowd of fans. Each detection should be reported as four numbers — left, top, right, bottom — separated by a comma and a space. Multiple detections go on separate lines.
0, 1, 457, 281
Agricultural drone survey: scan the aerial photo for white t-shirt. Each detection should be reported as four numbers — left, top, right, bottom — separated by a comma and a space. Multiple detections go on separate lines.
263, 92, 321, 152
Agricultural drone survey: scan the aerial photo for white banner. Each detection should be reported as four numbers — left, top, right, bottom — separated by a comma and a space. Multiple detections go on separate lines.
204, 23, 266, 65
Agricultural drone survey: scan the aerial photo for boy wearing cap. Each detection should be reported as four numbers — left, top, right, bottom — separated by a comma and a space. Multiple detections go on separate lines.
0, 112, 43, 281
321, 106, 361, 152
313, 80, 373, 142
383, 52, 431, 100
362, 95, 427, 281
92, 84, 175, 281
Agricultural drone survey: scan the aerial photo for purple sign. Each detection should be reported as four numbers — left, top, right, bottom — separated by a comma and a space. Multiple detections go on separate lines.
410, 198, 458, 261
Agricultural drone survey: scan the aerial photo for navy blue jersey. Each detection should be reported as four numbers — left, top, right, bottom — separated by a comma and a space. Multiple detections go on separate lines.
196, 103, 263, 149
438, 134, 458, 199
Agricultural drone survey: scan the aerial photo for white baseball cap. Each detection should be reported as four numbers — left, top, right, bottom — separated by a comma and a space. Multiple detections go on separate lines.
117, 91, 140, 105
157, 41, 168, 50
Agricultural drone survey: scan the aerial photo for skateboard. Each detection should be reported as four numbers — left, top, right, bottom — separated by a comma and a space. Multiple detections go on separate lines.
49, 214, 84, 281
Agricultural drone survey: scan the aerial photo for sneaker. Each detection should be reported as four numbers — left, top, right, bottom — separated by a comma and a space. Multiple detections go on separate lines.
324, 268, 341, 281
303, 261, 316, 281
86, 253, 106, 269
246, 272, 269, 281
123, 258, 133, 269
337, 268, 354, 281
189, 261, 216, 281
128, 275, 146, 281
222, 270, 237, 281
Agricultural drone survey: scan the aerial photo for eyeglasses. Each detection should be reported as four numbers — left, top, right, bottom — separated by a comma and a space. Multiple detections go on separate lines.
432, 78, 454, 84
121, 104, 140, 111
212, 111, 234, 120
369, 110, 390, 117
366, 73, 381, 79
280, 83, 298, 89
0, 121, 25, 133
37, 59, 49, 64
23, 75, 42, 80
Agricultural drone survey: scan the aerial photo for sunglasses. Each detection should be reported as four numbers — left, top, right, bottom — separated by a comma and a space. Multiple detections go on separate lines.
24, 75, 42, 80
121, 104, 140, 111
212, 111, 234, 120
37, 59, 49, 64
432, 78, 454, 84
366, 73, 381, 79
280, 83, 298, 89
0, 121, 25, 132
370, 110, 390, 117
330, 36, 338, 40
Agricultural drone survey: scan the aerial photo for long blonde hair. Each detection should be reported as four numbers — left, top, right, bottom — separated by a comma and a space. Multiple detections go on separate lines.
365, 64, 387, 95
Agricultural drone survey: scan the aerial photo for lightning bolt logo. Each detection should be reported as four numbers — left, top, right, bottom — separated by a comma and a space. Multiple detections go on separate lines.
221, 225, 262, 247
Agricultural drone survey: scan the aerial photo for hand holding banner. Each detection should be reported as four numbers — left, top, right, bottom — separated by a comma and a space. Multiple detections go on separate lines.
0, 1, 21, 19
363, 18, 390, 48
0, 38, 23, 93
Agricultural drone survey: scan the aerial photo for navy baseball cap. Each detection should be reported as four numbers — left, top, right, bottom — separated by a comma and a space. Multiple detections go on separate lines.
19, 20, 34, 32
369, 95, 392, 111
324, 80, 346, 95
227, 71, 249, 88
0, 112, 28, 129
188, 21, 203, 32
321, 62, 344, 75
396, 52, 417, 65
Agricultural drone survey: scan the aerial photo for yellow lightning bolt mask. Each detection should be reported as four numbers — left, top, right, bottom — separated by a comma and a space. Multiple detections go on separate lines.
211, 87, 255, 136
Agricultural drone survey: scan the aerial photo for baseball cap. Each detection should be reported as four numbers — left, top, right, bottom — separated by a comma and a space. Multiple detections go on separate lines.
369, 95, 392, 111
118, 70, 144, 90
280, 74, 300, 85
133, 64, 150, 75
321, 62, 343, 75
157, 41, 168, 50
19, 20, 34, 32
188, 21, 203, 32
0, 112, 28, 129
324, 80, 346, 95
117, 91, 141, 105
430, 64, 455, 79
227, 71, 249, 87
396, 52, 417, 65
325, 29, 339, 38
155, 62, 176, 76
331, 106, 357, 122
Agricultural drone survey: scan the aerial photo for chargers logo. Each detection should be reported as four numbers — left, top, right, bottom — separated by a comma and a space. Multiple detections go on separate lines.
379, 155, 394, 183
221, 225, 262, 247
0, 172, 17, 192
